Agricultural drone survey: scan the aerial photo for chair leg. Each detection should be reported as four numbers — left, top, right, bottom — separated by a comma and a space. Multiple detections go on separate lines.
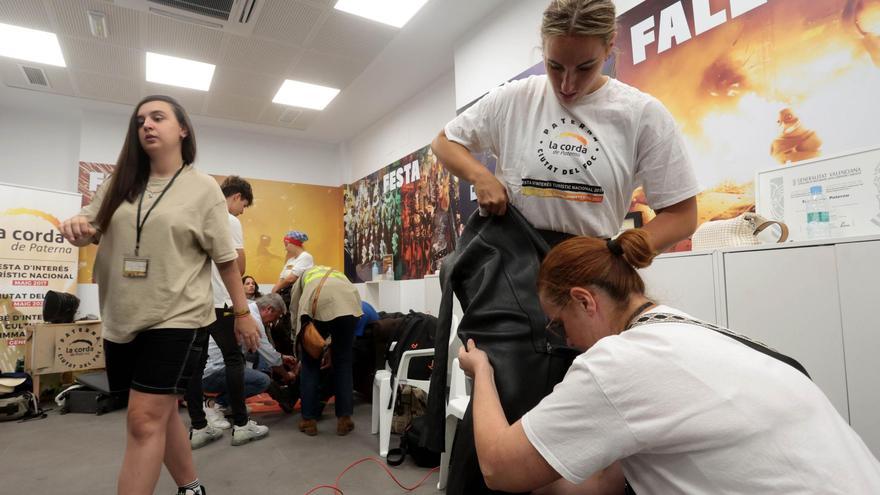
377, 372, 394, 457
438, 414, 458, 490
371, 371, 389, 435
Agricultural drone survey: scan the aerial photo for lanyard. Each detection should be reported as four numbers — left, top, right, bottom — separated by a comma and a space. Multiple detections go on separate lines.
623, 301, 656, 331
135, 165, 185, 256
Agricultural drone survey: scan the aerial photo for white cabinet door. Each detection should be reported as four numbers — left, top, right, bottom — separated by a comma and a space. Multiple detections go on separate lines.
640, 254, 719, 324
724, 246, 849, 420
836, 240, 880, 457
400, 279, 426, 313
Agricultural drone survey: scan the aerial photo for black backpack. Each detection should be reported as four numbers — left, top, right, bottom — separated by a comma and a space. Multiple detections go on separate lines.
384, 311, 437, 381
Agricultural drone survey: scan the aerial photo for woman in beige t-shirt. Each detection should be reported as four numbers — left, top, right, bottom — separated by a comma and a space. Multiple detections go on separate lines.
60, 95, 259, 495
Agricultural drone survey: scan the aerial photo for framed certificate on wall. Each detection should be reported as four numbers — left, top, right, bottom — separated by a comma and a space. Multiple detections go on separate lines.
755, 147, 880, 241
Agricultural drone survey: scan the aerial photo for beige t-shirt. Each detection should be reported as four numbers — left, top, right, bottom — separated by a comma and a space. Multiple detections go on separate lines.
81, 165, 236, 343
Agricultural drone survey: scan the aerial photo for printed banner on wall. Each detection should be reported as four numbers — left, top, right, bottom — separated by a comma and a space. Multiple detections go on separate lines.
614, 0, 880, 230
0, 183, 81, 372
77, 162, 344, 285
344, 145, 464, 281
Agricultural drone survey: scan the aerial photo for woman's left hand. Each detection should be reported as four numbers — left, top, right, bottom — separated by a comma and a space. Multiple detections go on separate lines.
458, 338, 492, 378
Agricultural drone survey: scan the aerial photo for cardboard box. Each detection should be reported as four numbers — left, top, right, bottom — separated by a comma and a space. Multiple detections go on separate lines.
25, 321, 104, 375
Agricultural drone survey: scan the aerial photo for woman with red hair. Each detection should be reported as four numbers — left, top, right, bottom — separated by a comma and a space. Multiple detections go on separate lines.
459, 230, 880, 493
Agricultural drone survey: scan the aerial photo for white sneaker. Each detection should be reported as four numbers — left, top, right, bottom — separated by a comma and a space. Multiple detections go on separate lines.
231, 420, 269, 446
190, 425, 223, 449
204, 404, 231, 430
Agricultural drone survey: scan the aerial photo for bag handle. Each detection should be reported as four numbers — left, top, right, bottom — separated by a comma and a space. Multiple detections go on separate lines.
386, 446, 406, 466
753, 219, 789, 243
309, 269, 335, 317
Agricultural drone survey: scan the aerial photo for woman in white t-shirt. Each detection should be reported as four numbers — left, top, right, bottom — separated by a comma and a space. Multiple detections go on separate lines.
458, 230, 880, 494
432, 0, 699, 251
271, 230, 314, 294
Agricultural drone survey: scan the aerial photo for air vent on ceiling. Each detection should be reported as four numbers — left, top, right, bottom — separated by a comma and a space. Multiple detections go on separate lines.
115, 0, 263, 36
279, 108, 301, 124
20, 65, 49, 87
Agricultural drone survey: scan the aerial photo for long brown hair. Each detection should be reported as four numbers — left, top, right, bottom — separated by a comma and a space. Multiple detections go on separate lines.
538, 229, 656, 308
94, 95, 197, 233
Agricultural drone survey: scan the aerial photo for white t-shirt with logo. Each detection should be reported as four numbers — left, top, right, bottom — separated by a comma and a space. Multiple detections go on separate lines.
445, 75, 701, 237
279, 251, 314, 281
521, 305, 880, 493
211, 213, 243, 308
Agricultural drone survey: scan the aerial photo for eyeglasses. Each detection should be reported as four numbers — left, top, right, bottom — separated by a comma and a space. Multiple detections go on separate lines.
545, 299, 572, 339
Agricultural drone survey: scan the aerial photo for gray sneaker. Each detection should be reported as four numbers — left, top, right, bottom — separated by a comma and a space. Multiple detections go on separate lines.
190, 425, 223, 449
231, 420, 269, 446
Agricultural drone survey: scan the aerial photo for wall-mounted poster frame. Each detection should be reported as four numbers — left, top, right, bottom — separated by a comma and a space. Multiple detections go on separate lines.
755, 146, 880, 242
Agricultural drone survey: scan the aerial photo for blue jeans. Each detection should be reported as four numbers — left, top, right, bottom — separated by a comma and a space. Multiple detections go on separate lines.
300, 315, 357, 420
203, 367, 270, 407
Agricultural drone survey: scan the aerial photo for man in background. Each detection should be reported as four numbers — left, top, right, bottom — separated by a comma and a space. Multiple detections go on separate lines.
186, 176, 271, 449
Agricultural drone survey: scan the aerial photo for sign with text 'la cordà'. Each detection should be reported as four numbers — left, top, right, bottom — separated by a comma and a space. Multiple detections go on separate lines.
0, 182, 81, 373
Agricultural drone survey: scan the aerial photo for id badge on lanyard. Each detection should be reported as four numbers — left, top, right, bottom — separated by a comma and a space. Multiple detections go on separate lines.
124, 165, 185, 278
122, 256, 149, 278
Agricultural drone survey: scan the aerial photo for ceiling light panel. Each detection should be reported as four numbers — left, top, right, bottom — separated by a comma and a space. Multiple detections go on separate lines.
0, 22, 66, 67
272, 80, 340, 111
334, 0, 429, 28
145, 51, 215, 91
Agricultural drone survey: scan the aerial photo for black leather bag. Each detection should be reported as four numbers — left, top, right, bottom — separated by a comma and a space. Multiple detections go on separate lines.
425, 207, 577, 494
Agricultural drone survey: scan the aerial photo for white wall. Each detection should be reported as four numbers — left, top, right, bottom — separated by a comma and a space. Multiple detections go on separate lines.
453, 0, 547, 109
0, 105, 81, 192
76, 107, 344, 187
1, 87, 344, 192
342, 71, 456, 183
453, 0, 647, 109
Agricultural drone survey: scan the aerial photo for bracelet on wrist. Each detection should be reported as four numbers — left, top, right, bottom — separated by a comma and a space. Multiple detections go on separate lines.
233, 308, 249, 318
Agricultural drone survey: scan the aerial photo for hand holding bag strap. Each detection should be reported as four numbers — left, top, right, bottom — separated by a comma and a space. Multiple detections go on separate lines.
753, 218, 789, 243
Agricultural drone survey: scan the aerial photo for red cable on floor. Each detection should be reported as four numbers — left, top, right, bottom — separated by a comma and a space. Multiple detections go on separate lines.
304, 485, 343, 495
304, 456, 440, 494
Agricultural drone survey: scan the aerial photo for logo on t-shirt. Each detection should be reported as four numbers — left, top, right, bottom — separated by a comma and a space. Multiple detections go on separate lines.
527, 117, 605, 203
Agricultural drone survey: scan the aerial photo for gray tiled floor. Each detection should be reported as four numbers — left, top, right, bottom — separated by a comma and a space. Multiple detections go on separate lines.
0, 400, 441, 494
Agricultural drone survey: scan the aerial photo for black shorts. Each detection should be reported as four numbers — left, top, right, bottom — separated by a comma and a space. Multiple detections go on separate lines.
103, 328, 206, 395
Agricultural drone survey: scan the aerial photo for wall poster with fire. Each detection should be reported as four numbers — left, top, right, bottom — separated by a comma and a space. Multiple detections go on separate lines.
614, 0, 880, 245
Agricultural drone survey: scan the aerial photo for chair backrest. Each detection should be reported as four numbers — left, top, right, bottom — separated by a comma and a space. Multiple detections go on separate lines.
448, 357, 468, 402
446, 315, 462, 386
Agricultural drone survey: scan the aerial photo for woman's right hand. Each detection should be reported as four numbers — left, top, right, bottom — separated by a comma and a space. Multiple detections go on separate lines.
59, 215, 97, 246
473, 172, 509, 216
458, 338, 493, 378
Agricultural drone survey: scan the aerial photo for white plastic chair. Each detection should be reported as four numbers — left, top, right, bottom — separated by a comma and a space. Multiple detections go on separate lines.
371, 344, 435, 457
371, 315, 459, 458
437, 356, 470, 490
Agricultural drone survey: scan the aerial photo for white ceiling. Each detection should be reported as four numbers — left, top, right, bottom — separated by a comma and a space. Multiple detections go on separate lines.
0, 0, 507, 143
